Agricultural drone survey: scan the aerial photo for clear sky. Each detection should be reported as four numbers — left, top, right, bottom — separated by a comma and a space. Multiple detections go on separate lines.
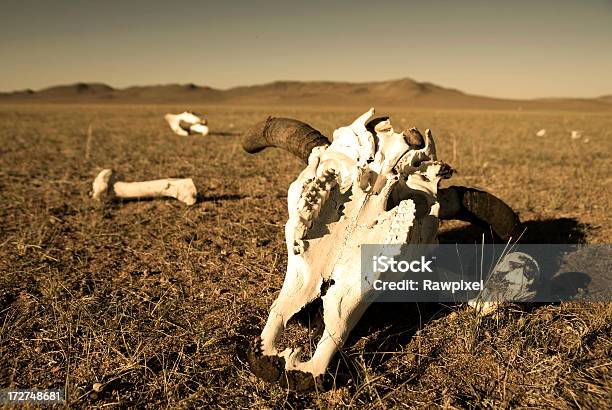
1, 0, 611, 98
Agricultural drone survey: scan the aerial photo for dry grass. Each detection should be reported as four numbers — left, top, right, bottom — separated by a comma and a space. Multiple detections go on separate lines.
0, 104, 610, 407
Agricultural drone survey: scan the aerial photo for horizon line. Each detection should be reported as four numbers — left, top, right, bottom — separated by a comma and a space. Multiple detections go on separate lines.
2, 77, 610, 101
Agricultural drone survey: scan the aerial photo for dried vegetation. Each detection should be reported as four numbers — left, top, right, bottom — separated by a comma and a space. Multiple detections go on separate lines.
0, 104, 610, 407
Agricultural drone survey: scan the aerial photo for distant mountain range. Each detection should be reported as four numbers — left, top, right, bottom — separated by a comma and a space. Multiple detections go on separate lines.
2, 78, 611, 111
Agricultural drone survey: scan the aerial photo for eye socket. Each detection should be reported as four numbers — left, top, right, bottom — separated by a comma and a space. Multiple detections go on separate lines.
437, 163, 454, 179
404, 128, 426, 149
411, 159, 423, 168
365, 116, 390, 134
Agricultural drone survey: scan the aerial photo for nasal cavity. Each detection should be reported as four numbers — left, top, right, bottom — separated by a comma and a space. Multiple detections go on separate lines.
320, 279, 335, 296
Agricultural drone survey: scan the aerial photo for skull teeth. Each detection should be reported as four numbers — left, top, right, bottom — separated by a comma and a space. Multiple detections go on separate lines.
293, 169, 339, 240
383, 199, 416, 244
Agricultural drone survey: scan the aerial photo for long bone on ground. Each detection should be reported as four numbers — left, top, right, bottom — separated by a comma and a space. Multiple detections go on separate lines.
242, 109, 521, 391
91, 169, 198, 205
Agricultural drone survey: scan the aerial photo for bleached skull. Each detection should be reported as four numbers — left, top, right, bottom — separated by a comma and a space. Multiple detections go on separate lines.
164, 111, 209, 136
242, 109, 520, 390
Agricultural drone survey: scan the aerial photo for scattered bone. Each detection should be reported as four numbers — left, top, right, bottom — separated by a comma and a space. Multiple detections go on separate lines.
164, 111, 209, 136
536, 129, 546, 137
570, 130, 582, 140
469, 251, 540, 316
242, 109, 520, 390
91, 169, 197, 205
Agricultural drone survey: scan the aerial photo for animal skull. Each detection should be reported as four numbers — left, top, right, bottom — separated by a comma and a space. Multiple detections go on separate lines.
164, 111, 209, 136
243, 109, 520, 390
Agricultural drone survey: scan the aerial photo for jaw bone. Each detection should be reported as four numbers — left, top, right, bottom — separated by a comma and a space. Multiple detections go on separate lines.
91, 169, 198, 205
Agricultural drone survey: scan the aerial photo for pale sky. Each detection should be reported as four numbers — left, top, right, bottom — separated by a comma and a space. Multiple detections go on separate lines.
1, 0, 611, 98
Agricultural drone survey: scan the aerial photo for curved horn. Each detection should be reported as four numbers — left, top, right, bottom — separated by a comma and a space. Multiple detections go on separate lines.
438, 186, 521, 242
242, 117, 331, 163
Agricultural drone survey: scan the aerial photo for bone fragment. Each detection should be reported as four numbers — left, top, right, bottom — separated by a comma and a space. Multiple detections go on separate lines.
469, 251, 540, 316
91, 169, 197, 205
164, 111, 209, 136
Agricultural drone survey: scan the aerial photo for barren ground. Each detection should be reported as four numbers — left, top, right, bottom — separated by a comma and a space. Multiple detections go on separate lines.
0, 104, 610, 408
